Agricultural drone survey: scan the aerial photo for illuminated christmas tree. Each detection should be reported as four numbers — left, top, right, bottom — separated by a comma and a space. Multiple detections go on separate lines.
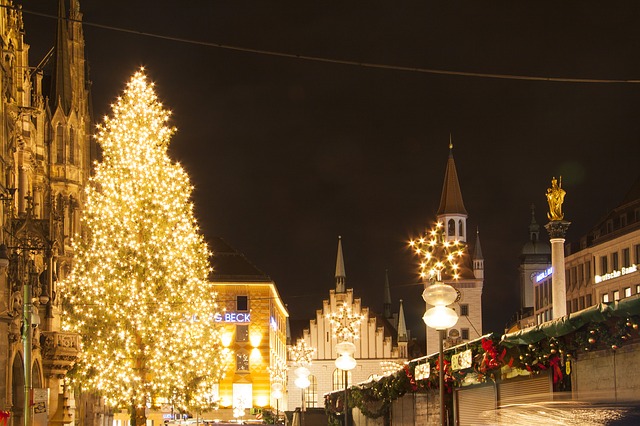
61, 70, 227, 424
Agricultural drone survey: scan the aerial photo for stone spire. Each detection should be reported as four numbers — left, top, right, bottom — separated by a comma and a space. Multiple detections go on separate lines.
529, 204, 540, 243
436, 137, 468, 242
383, 269, 392, 319
397, 299, 408, 343
473, 228, 484, 279
50, 0, 72, 115
335, 236, 346, 293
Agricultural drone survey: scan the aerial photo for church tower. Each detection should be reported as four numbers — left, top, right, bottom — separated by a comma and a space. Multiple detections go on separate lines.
335, 236, 346, 293
425, 141, 484, 355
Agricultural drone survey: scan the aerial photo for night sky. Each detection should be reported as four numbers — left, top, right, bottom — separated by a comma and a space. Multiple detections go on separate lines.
19, 1, 640, 342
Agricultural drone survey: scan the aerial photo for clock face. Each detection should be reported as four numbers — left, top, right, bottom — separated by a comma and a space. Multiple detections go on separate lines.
455, 288, 461, 302
530, 271, 540, 283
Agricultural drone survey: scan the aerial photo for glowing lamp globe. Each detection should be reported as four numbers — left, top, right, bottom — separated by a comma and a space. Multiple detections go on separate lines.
335, 354, 357, 371
271, 382, 283, 392
335, 341, 356, 356
271, 389, 283, 399
422, 306, 459, 330
294, 366, 310, 378
422, 282, 458, 306
294, 376, 310, 389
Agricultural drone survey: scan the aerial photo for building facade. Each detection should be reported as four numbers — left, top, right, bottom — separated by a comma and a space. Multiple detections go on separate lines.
287, 237, 410, 411
0, 1, 93, 424
209, 237, 288, 422
424, 143, 484, 356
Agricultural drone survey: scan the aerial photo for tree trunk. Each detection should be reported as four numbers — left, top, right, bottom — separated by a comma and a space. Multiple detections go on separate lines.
131, 402, 146, 426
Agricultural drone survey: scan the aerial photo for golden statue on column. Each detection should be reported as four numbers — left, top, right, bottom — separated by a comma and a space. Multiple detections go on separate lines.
546, 176, 566, 221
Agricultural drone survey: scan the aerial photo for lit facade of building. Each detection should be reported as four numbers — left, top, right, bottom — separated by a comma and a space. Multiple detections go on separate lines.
208, 237, 288, 421
287, 237, 411, 411
0, 1, 94, 424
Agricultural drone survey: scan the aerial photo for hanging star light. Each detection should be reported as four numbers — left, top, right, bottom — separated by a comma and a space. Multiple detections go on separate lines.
409, 221, 466, 282
289, 339, 315, 366
329, 304, 365, 342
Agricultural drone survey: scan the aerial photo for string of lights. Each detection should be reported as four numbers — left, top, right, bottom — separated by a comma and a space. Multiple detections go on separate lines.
7, 5, 639, 85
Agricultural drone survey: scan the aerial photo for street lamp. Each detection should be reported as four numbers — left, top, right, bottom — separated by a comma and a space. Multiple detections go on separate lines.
334, 341, 356, 426
289, 340, 314, 426
410, 221, 465, 426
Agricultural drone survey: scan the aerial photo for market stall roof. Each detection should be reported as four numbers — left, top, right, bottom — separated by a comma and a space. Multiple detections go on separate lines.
501, 295, 640, 347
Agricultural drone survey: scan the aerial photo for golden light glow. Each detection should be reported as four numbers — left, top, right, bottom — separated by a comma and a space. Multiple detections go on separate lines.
289, 339, 315, 366
409, 221, 466, 282
60, 69, 229, 411
221, 331, 233, 347
256, 395, 269, 407
249, 332, 262, 347
329, 304, 365, 342
250, 348, 262, 364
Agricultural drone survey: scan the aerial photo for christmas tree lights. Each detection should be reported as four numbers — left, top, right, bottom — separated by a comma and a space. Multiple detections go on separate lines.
60, 69, 228, 420
409, 221, 465, 282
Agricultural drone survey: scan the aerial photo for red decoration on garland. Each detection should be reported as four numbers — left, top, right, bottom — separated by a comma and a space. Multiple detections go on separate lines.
548, 356, 563, 383
0, 411, 9, 426
404, 365, 418, 391
480, 338, 506, 372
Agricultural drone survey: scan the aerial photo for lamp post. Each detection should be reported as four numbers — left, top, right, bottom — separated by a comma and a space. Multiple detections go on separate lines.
289, 340, 314, 426
329, 305, 363, 426
334, 342, 356, 426
410, 221, 465, 426
268, 363, 287, 425
1, 192, 53, 426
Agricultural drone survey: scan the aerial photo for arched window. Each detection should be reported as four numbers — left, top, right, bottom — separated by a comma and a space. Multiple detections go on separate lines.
68, 127, 75, 164
56, 124, 64, 164
458, 220, 464, 238
332, 369, 352, 391
448, 219, 455, 236
304, 375, 317, 408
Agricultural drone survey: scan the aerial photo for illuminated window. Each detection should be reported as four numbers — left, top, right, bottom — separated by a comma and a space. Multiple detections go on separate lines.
236, 351, 249, 372
332, 369, 352, 391
69, 127, 75, 164
460, 304, 469, 316
56, 124, 64, 164
236, 324, 249, 342
237, 295, 248, 311
232, 383, 252, 409
602, 293, 610, 303
304, 375, 317, 408
624, 287, 631, 298
613, 290, 620, 301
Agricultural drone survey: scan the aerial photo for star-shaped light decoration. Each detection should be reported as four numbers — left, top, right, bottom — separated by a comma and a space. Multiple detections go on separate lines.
409, 221, 466, 282
329, 304, 365, 342
289, 339, 315, 366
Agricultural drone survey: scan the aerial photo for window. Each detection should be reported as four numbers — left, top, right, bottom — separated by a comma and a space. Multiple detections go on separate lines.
236, 351, 249, 371
236, 324, 249, 342
579, 296, 585, 310
620, 214, 627, 228
572, 299, 578, 312
637, 285, 640, 294
304, 376, 317, 408
624, 287, 632, 298
577, 264, 584, 284
458, 220, 464, 238
332, 369, 352, 391
602, 293, 610, 303
601, 256, 608, 274
623, 248, 630, 268
56, 124, 64, 164
237, 295, 248, 311
232, 383, 252, 408
635, 245, 640, 265
586, 294, 592, 307
460, 304, 469, 316
448, 219, 455, 236
461, 328, 469, 340
586, 260, 592, 280
612, 252, 619, 271
613, 290, 620, 301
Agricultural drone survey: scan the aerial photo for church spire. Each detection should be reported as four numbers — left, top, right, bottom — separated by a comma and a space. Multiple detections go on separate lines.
383, 269, 392, 319
50, 0, 72, 115
529, 203, 540, 243
335, 236, 346, 293
473, 228, 484, 279
397, 300, 408, 343
436, 137, 468, 242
